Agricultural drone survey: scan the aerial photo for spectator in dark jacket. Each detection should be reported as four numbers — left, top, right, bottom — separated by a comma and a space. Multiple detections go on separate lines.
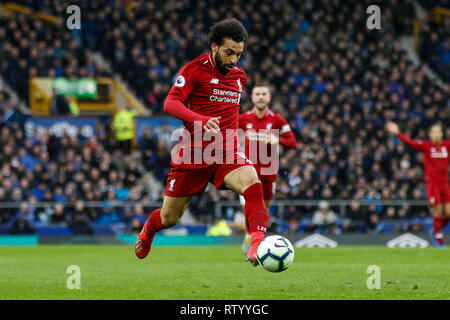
68, 200, 93, 235
50, 88, 70, 115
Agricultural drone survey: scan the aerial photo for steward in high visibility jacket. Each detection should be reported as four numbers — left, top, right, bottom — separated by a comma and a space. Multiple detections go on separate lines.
112, 105, 138, 142
68, 96, 80, 116
206, 219, 233, 236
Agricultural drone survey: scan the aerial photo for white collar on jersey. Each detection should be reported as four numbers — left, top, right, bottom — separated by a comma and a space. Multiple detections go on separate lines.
252, 108, 274, 117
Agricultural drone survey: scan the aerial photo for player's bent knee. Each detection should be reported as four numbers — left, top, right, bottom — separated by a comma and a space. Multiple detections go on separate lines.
159, 196, 191, 227
160, 203, 184, 227
160, 211, 179, 227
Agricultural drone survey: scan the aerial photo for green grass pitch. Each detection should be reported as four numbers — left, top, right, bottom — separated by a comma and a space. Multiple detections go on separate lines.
0, 245, 449, 300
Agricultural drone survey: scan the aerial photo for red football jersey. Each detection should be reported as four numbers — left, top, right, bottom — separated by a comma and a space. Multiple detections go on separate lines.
238, 108, 297, 176
397, 132, 450, 183
166, 53, 247, 166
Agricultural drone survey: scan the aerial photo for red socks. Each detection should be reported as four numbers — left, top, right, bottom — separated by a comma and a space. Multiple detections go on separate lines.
242, 183, 269, 234
433, 216, 446, 245
140, 209, 166, 240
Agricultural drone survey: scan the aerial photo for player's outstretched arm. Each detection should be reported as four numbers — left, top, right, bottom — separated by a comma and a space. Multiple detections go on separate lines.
385, 121, 426, 151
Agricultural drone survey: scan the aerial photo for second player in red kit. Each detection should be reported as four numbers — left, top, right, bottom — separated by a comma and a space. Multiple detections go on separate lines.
135, 19, 269, 265
386, 122, 450, 248
239, 85, 297, 202
238, 85, 297, 253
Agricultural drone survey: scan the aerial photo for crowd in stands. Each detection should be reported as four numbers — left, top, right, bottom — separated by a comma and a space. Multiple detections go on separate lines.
417, 0, 450, 10
0, 122, 165, 234
419, 13, 450, 83
0, 0, 449, 235
0, 6, 111, 105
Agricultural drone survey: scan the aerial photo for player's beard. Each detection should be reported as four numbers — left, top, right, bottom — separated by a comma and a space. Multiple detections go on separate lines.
255, 103, 268, 110
214, 51, 234, 74
254, 101, 269, 112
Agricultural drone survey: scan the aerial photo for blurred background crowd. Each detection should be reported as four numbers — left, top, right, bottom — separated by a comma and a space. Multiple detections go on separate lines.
0, 0, 449, 235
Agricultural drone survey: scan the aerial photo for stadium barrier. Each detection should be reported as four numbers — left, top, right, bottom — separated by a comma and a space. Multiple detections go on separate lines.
1, 199, 446, 238
24, 116, 98, 138
215, 199, 443, 234
0, 233, 441, 247
0, 196, 446, 246
214, 199, 430, 219
0, 198, 430, 213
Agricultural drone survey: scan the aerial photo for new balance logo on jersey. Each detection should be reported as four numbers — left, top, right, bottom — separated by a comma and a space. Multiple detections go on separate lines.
169, 179, 176, 192
210, 78, 219, 84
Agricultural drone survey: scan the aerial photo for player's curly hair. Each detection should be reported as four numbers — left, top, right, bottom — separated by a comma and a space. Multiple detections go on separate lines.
208, 18, 248, 46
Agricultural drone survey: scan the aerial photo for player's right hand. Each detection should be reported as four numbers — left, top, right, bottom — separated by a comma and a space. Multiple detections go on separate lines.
385, 121, 399, 135
203, 116, 221, 133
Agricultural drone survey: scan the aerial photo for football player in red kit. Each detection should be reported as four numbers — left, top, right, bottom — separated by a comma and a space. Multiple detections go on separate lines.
135, 19, 268, 265
386, 121, 450, 248
238, 85, 297, 253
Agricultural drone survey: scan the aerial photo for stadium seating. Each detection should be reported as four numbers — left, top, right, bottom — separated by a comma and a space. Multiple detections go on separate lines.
418, 11, 450, 82
0, 0, 449, 236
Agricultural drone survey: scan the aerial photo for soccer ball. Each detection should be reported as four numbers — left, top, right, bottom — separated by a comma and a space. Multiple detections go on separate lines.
256, 235, 295, 272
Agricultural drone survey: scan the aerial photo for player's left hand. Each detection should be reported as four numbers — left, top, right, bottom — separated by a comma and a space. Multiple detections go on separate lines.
385, 121, 399, 135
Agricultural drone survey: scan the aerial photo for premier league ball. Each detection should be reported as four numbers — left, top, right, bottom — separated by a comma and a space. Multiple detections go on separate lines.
256, 235, 295, 272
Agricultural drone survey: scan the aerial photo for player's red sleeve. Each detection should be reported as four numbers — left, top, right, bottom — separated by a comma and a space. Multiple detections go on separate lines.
164, 94, 209, 125
277, 115, 297, 149
397, 132, 427, 152
279, 131, 297, 149
163, 64, 210, 125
